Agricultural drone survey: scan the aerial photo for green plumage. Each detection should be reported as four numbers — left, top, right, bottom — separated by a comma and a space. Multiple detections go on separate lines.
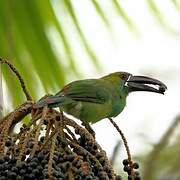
35, 72, 167, 124
57, 76, 128, 123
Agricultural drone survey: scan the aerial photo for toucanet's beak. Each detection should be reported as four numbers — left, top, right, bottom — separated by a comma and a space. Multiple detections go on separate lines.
127, 75, 167, 94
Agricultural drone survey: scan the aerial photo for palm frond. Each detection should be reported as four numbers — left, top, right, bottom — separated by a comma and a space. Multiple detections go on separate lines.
112, 0, 137, 31
171, 0, 180, 11
91, 0, 110, 27
63, 0, 100, 68
146, 0, 180, 35
0, 0, 179, 109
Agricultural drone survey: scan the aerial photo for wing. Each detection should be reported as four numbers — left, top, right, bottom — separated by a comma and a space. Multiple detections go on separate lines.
56, 79, 110, 104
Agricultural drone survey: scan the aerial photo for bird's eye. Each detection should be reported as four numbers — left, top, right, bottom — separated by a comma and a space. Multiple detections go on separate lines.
121, 74, 127, 80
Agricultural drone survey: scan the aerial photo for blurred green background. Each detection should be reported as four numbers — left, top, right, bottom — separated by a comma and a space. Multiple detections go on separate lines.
0, 0, 180, 179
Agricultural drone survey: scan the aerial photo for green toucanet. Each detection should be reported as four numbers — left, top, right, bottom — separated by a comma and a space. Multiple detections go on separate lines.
34, 72, 167, 124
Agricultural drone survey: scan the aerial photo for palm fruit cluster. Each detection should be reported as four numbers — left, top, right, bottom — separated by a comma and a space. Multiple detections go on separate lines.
0, 101, 122, 180
122, 159, 140, 180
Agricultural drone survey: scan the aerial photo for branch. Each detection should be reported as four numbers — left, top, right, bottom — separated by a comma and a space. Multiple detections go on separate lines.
0, 101, 33, 132
0, 58, 33, 101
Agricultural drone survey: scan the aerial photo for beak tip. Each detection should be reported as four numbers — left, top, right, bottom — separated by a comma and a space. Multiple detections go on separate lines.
159, 85, 167, 94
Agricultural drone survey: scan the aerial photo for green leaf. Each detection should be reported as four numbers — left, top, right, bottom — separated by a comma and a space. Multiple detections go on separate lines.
91, 0, 110, 27
63, 0, 101, 68
147, 0, 180, 35
171, 0, 180, 12
112, 0, 137, 31
35, 0, 80, 77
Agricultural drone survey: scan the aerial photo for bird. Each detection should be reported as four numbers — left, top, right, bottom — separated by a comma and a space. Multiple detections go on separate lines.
34, 72, 167, 134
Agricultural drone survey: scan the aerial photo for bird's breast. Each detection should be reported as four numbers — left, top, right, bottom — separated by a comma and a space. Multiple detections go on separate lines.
109, 97, 126, 117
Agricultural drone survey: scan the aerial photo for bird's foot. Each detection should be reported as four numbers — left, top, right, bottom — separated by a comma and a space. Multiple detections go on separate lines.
81, 122, 95, 139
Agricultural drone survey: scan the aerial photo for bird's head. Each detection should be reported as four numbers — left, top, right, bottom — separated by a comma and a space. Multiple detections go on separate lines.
104, 72, 167, 95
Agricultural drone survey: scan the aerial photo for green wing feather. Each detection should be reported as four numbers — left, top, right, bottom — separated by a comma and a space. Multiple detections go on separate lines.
56, 79, 110, 104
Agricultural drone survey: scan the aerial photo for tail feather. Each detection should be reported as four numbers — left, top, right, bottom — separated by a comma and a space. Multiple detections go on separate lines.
34, 95, 67, 108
